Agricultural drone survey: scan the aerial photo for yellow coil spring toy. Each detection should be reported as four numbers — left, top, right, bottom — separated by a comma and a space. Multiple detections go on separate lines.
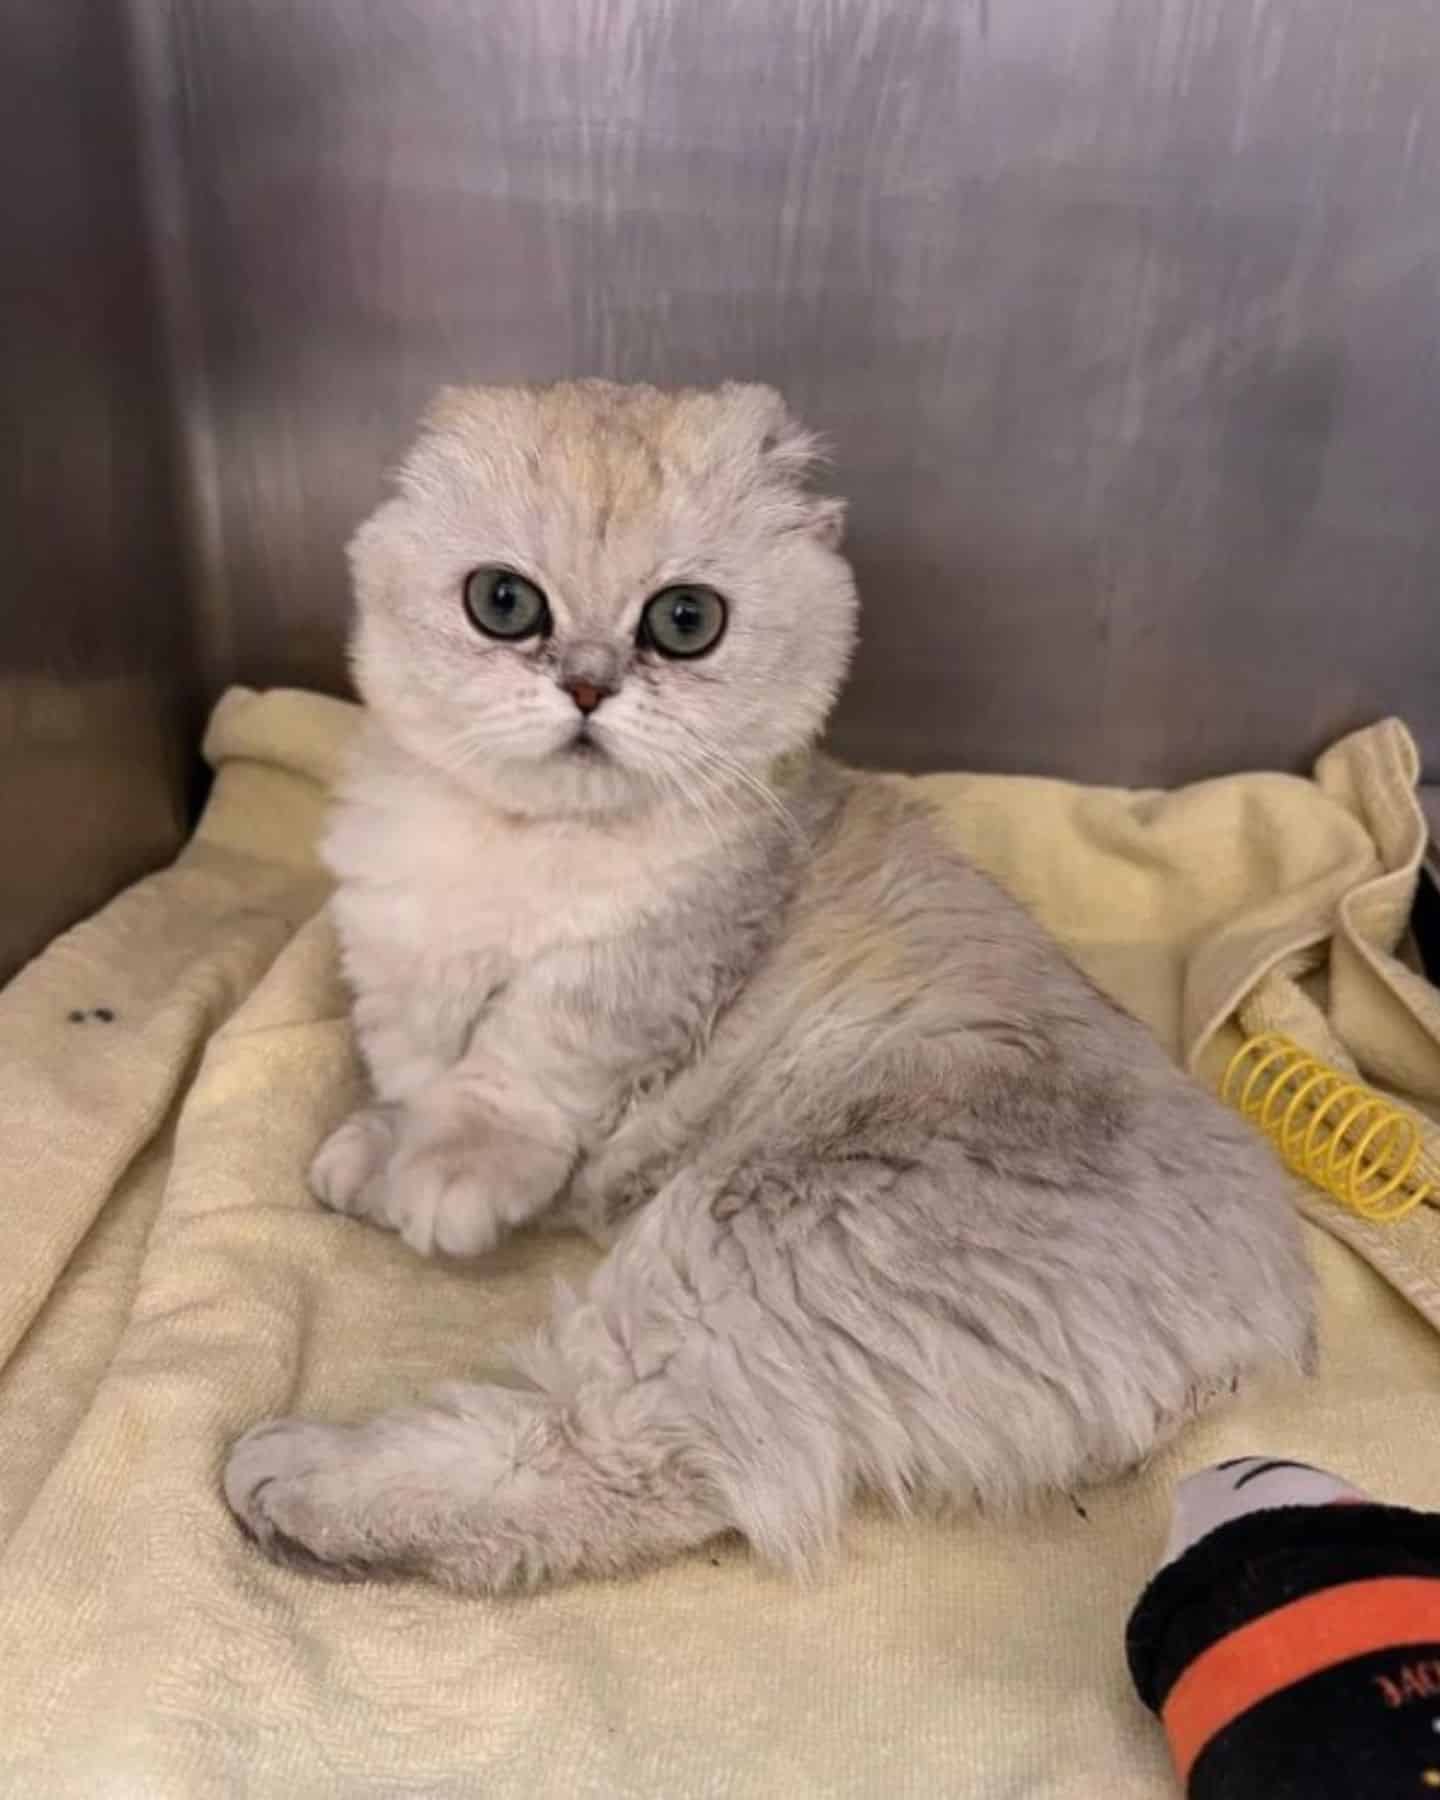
1222, 1032, 1434, 1224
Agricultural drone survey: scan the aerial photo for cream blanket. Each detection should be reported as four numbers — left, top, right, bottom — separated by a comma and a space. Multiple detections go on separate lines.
2, 690, 1438, 1799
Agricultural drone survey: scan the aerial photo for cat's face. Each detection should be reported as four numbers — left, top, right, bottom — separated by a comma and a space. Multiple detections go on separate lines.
348, 381, 858, 818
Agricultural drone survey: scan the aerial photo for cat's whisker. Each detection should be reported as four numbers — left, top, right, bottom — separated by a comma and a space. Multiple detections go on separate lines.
674, 757, 784, 854
662, 720, 804, 845
621, 709, 781, 853
667, 720, 801, 828
631, 733, 746, 842
678, 755, 773, 855
646, 759, 731, 856
429, 708, 571, 779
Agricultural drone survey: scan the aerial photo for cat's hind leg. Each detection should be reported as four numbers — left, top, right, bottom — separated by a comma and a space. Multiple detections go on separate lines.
223, 1167, 858, 1588
225, 1148, 1304, 1589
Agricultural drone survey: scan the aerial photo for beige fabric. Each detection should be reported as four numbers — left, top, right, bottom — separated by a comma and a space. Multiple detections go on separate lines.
1, 690, 1438, 1799
921, 714, 1440, 1327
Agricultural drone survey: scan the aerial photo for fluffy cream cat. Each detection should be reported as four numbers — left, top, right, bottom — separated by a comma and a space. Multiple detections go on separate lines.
225, 380, 1312, 1590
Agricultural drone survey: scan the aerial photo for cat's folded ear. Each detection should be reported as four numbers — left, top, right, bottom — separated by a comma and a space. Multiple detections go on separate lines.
767, 426, 846, 550
807, 497, 847, 551
719, 383, 846, 549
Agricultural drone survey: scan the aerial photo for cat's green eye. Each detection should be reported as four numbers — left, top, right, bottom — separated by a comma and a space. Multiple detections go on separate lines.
463, 567, 550, 641
639, 585, 728, 659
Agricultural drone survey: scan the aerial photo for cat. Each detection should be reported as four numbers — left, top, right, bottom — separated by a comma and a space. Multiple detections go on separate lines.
224, 380, 1313, 1591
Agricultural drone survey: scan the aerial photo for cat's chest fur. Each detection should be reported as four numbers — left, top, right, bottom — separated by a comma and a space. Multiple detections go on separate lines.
325, 732, 711, 1001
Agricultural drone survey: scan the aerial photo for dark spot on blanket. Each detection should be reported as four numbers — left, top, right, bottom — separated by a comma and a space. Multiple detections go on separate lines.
93, 1007, 115, 1022
67, 1010, 85, 1024
1069, 1495, 1089, 1521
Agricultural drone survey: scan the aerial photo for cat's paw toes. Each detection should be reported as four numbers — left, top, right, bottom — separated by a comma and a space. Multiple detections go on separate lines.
385, 1138, 501, 1258
224, 1419, 378, 1579
309, 1107, 397, 1216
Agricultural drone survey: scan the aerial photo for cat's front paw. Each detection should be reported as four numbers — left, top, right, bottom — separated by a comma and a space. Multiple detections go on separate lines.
384, 1135, 507, 1258
309, 1105, 497, 1253
309, 1105, 398, 1216
377, 1115, 573, 1259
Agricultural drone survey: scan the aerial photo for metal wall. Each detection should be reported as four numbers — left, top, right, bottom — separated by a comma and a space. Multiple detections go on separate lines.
138, 0, 1440, 783
4, 0, 1439, 975
0, 2, 193, 981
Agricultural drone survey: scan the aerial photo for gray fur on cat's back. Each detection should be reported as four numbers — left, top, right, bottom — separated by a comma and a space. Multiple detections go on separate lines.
224, 381, 1313, 1592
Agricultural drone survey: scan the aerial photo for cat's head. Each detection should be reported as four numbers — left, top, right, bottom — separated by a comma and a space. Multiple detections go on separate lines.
348, 380, 857, 817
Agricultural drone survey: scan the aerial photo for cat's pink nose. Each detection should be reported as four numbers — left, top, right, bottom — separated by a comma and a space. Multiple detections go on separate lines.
565, 680, 609, 716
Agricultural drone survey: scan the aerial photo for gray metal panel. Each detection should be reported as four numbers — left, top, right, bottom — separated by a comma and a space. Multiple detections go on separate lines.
139, 0, 1440, 785
0, 2, 193, 982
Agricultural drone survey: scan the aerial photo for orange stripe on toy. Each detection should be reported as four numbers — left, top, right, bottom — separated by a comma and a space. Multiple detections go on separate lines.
1163, 1575, 1440, 1784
